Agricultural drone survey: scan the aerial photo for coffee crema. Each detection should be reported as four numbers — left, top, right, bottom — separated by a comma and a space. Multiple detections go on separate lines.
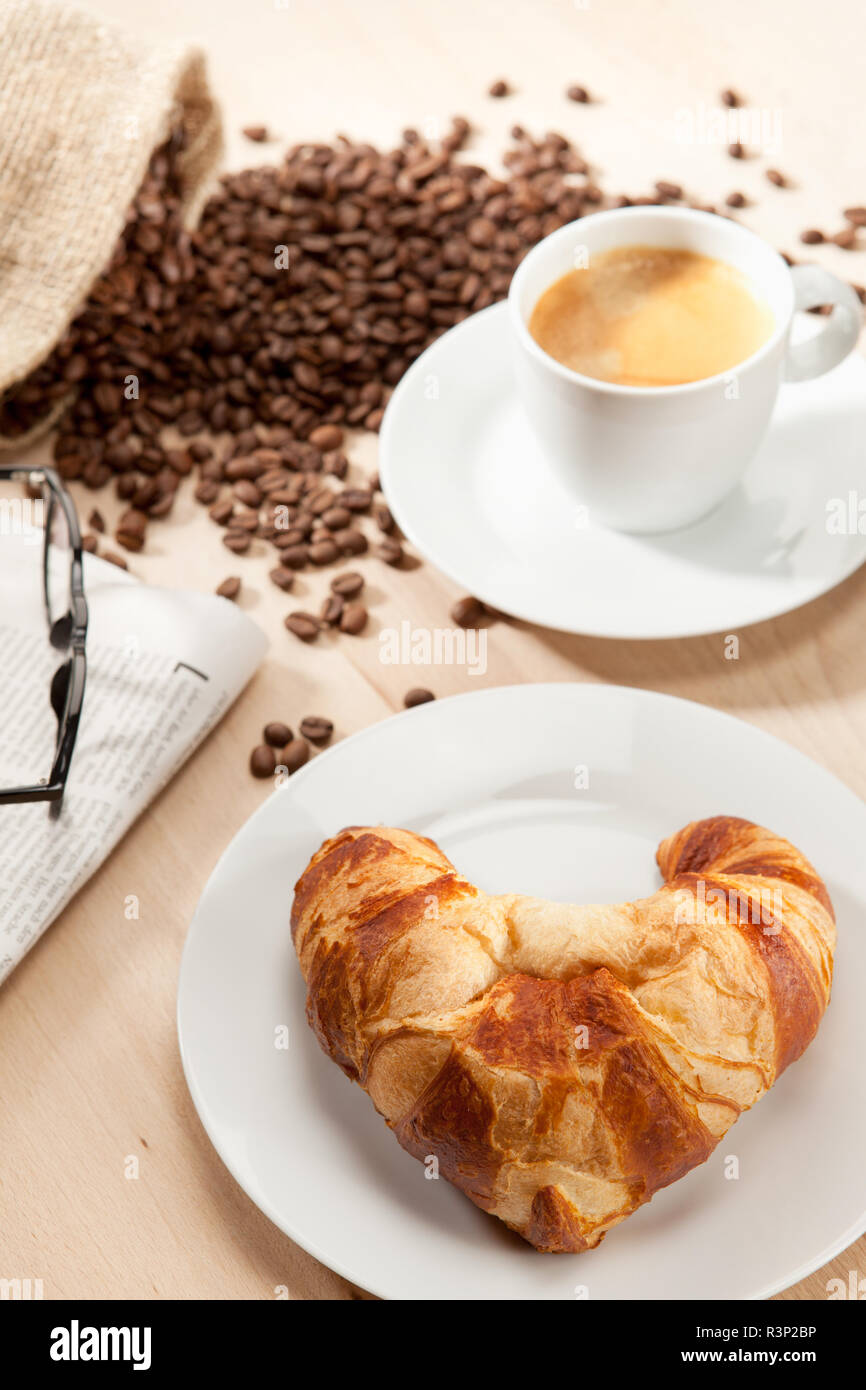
528, 244, 775, 387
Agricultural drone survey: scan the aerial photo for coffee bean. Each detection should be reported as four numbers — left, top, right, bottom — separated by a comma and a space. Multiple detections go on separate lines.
81, 533, 98, 554
404, 687, 435, 708
488, 79, 510, 97
844, 206, 866, 226
320, 594, 344, 625
88, 508, 105, 533
223, 530, 251, 554
655, 181, 683, 201
832, 227, 857, 249
721, 88, 742, 108
233, 479, 262, 508
282, 737, 310, 773
725, 191, 747, 208
335, 527, 368, 556
250, 744, 277, 778
299, 716, 333, 744
216, 576, 241, 600
279, 543, 310, 569
339, 602, 368, 634
566, 84, 590, 103
321, 505, 351, 530
330, 571, 364, 597
116, 508, 148, 552
451, 595, 485, 628
766, 169, 788, 187
264, 721, 293, 747
378, 538, 404, 566
195, 480, 221, 505
102, 550, 128, 570
209, 499, 235, 526
800, 229, 824, 244
242, 125, 269, 143
728, 142, 746, 159
373, 502, 394, 533
308, 424, 343, 451
285, 611, 320, 641
341, 488, 372, 512
269, 566, 295, 592
309, 539, 340, 565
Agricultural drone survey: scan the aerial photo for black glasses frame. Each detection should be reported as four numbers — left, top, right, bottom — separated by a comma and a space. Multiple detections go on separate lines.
0, 466, 87, 809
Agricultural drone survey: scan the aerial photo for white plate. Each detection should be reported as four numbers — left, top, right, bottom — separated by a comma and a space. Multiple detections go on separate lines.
379, 303, 866, 639
178, 683, 866, 1300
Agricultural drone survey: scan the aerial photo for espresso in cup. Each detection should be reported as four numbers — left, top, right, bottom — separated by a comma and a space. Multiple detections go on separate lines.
528, 244, 775, 388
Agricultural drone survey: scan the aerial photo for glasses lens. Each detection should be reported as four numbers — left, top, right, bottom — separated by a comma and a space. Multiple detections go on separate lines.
46, 488, 73, 650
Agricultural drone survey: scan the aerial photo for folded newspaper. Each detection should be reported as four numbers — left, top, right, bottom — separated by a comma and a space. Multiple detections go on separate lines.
0, 532, 267, 983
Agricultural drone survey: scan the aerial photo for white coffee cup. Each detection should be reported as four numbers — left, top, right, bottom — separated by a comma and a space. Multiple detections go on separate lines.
509, 206, 863, 534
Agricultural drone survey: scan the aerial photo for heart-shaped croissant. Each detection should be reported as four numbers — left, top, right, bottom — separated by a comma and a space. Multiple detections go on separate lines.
291, 816, 835, 1252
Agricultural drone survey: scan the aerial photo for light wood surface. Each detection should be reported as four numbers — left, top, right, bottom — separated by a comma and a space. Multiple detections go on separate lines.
2, 0, 864, 1301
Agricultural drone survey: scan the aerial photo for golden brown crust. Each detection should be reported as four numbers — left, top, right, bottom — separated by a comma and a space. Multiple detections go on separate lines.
292, 816, 835, 1252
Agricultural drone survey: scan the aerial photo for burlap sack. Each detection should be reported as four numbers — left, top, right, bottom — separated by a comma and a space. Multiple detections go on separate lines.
0, 0, 223, 442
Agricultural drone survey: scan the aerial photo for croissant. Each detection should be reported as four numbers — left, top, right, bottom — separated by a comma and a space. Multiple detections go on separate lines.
291, 816, 835, 1253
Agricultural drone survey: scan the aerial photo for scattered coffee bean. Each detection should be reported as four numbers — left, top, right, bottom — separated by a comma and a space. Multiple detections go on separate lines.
331, 571, 364, 597
373, 502, 394, 533
800, 228, 824, 244
242, 125, 269, 142
285, 611, 320, 641
378, 538, 404, 566
766, 168, 788, 187
269, 566, 295, 592
250, 744, 277, 778
404, 687, 435, 708
566, 84, 590, 103
339, 601, 368, 634
655, 180, 683, 201
223, 530, 252, 554
81, 533, 98, 553
216, 576, 241, 600
488, 79, 510, 97
264, 720, 293, 747
88, 507, 105, 533
725, 191, 747, 208
320, 594, 344, 625
299, 716, 333, 744
282, 737, 310, 773
115, 508, 147, 552
101, 550, 128, 570
721, 88, 742, 108
832, 227, 857, 249
209, 498, 235, 526
843, 207, 866, 226
451, 595, 486, 628
728, 142, 746, 159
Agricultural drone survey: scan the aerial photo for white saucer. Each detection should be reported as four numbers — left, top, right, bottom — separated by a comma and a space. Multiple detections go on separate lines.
379, 303, 866, 639
177, 684, 866, 1300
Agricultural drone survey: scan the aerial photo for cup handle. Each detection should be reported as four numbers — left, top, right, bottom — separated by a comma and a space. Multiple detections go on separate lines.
784, 265, 862, 383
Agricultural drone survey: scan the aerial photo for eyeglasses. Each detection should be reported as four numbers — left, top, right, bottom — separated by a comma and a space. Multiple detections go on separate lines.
0, 466, 87, 812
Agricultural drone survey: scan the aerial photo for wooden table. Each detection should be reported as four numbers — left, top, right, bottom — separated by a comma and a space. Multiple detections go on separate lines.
2, 0, 864, 1301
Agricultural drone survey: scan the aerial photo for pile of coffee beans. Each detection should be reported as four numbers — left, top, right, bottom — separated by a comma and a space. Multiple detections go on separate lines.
1, 97, 862, 605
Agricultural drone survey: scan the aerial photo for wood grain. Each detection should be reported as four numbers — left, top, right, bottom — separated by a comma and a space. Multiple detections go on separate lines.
0, 0, 863, 1301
